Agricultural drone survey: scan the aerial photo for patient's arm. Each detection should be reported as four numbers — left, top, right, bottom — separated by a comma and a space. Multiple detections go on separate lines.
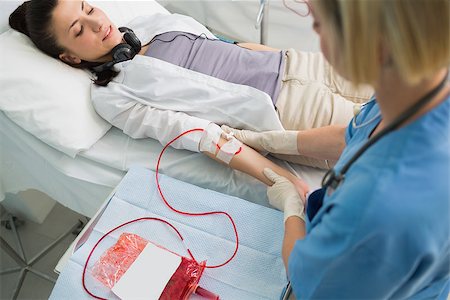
203, 136, 309, 193
236, 43, 280, 52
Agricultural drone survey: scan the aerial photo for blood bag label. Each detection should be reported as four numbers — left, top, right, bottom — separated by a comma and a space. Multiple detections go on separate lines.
112, 243, 182, 300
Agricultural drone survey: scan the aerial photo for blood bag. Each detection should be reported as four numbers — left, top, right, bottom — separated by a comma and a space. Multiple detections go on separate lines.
91, 233, 207, 300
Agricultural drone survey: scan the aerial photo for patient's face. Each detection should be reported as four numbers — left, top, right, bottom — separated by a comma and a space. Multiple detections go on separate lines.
52, 0, 123, 64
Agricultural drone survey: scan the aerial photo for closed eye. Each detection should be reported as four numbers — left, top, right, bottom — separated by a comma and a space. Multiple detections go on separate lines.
75, 8, 95, 37
76, 26, 83, 37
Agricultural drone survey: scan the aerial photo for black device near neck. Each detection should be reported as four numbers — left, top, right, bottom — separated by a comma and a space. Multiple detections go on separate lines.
91, 27, 141, 73
306, 73, 449, 221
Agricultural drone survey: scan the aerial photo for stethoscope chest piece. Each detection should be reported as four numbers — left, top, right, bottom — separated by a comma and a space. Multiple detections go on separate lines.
322, 169, 345, 196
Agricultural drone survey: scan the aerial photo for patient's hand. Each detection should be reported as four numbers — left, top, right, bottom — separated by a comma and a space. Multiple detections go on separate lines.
289, 176, 310, 204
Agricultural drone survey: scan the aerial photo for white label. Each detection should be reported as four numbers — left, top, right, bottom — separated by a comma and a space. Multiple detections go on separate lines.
112, 243, 182, 300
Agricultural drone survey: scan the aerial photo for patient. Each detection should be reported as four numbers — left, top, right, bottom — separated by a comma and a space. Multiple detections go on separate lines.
9, 0, 372, 193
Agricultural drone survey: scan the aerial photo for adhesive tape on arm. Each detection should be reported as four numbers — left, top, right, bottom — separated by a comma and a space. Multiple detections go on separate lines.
216, 138, 242, 164
199, 123, 221, 154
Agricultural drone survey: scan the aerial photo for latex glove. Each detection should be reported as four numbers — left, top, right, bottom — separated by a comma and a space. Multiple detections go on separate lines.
221, 125, 299, 155
263, 168, 306, 223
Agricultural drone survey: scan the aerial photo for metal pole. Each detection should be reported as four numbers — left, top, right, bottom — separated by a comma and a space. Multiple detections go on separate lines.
260, 0, 269, 45
255, 0, 269, 45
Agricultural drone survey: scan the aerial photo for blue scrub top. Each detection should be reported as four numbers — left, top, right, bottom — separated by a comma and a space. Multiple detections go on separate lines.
289, 95, 450, 299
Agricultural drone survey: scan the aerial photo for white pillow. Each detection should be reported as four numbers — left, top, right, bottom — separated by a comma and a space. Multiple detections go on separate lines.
93, 1, 170, 25
0, 1, 170, 157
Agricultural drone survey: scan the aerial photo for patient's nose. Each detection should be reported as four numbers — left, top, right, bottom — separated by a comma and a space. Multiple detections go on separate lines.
86, 16, 103, 33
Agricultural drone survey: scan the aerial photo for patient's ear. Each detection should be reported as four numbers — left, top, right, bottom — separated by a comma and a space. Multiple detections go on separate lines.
59, 53, 82, 65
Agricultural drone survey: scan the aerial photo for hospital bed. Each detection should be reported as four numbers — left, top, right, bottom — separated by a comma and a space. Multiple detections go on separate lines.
0, 110, 324, 217
0, 0, 325, 220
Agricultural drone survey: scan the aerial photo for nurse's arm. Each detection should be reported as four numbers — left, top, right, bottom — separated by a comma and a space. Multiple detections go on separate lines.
224, 124, 347, 163
297, 125, 347, 161
283, 217, 306, 269
203, 136, 308, 191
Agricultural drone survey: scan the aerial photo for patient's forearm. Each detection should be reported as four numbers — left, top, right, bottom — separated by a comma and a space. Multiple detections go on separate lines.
230, 144, 296, 186
204, 136, 307, 191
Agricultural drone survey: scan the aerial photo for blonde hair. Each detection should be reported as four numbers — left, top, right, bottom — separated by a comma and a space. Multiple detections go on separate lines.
314, 0, 450, 85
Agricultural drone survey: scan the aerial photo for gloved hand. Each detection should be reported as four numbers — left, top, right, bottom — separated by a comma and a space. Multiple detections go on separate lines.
221, 125, 299, 155
263, 168, 306, 223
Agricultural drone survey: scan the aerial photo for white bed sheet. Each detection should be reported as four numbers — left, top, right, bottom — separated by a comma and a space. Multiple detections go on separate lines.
0, 111, 325, 218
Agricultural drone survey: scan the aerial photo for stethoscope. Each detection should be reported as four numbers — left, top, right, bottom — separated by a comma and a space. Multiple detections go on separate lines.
305, 73, 449, 221
351, 101, 381, 129
283, 73, 449, 300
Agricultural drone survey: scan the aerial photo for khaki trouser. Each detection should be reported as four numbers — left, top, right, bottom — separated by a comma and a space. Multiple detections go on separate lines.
274, 49, 374, 169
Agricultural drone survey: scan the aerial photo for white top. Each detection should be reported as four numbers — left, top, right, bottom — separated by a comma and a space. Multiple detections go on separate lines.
91, 14, 283, 152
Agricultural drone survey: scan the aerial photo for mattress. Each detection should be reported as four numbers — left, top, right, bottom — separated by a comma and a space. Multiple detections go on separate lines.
0, 111, 325, 217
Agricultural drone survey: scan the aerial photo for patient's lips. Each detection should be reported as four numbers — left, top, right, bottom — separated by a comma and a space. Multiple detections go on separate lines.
103, 26, 112, 41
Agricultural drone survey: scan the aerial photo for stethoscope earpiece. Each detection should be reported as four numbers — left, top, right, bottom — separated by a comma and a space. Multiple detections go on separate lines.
351, 101, 381, 129
353, 104, 362, 116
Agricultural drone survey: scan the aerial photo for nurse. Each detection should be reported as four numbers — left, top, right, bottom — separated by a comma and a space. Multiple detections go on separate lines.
225, 0, 450, 298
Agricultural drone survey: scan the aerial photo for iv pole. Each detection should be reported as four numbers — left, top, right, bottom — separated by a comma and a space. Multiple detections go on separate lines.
255, 0, 269, 45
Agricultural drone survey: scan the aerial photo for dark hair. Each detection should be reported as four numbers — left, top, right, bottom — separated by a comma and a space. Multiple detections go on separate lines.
9, 0, 117, 86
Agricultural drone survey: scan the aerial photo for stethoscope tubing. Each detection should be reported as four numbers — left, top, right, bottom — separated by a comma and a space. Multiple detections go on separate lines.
322, 73, 449, 192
